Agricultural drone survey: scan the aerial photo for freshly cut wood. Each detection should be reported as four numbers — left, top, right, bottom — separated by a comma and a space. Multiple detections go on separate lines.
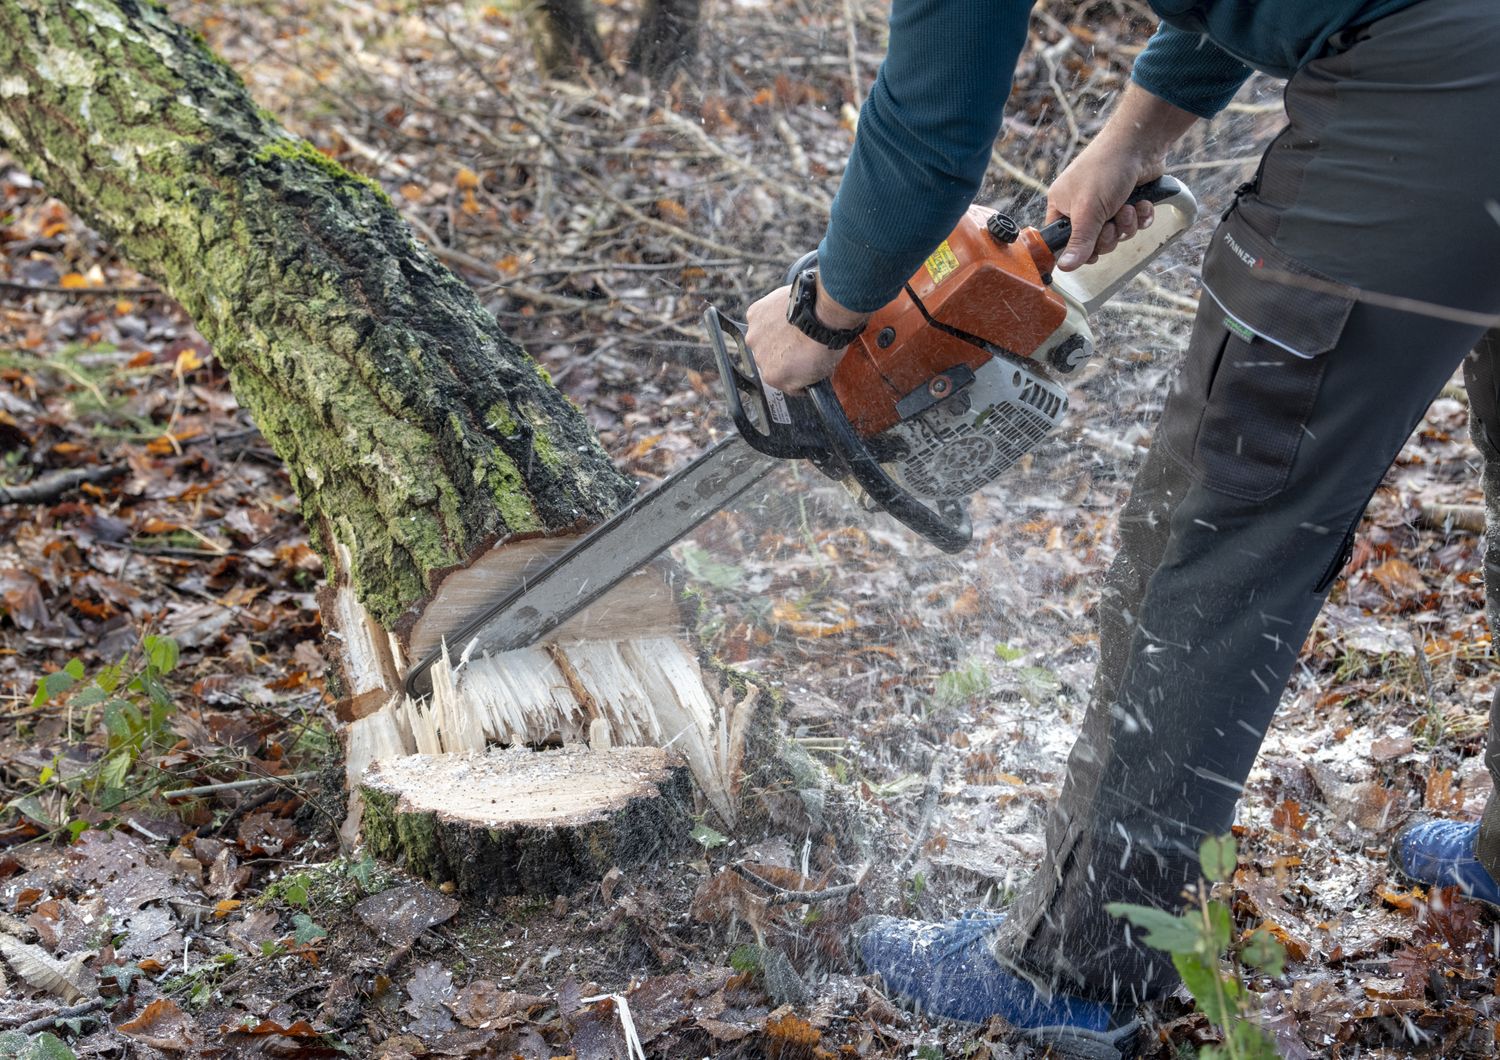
360, 746, 692, 897
399, 538, 682, 668
344, 631, 762, 844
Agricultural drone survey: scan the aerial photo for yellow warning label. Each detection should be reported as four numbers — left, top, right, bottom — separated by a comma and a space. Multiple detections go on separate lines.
924, 240, 961, 286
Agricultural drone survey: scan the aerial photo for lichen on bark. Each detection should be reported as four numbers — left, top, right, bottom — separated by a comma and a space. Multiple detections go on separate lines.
0, 0, 635, 625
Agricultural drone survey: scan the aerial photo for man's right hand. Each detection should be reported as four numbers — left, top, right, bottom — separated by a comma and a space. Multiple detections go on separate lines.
745, 280, 870, 395
1047, 84, 1200, 271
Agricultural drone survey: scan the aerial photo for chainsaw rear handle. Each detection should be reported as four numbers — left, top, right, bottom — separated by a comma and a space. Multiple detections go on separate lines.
1036, 175, 1192, 255
1038, 174, 1199, 316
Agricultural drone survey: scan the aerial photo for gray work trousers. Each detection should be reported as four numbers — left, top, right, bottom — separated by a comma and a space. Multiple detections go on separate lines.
992, 0, 1500, 1004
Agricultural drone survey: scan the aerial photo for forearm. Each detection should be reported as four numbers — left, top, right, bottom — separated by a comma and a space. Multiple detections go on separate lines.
816, 0, 1034, 313
1091, 82, 1200, 168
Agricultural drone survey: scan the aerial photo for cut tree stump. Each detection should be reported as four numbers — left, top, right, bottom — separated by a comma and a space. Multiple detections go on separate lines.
360, 745, 692, 897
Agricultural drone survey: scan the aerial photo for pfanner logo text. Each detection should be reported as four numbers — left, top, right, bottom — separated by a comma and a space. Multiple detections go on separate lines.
1222, 231, 1262, 269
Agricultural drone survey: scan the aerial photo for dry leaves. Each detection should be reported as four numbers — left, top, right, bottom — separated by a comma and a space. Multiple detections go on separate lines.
0, 934, 91, 1001
119, 997, 198, 1052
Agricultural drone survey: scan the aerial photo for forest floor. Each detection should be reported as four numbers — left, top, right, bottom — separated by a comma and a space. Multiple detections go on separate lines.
2, 0, 1497, 1057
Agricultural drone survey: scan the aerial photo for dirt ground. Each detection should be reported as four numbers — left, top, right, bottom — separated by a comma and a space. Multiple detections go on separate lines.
2, 0, 1498, 1056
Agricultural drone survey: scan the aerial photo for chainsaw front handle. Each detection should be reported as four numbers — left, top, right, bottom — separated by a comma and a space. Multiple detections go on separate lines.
705, 308, 831, 461
706, 307, 973, 554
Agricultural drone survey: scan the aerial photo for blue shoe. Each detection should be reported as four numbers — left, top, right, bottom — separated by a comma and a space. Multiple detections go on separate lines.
855, 911, 1140, 1059
1390, 819, 1500, 908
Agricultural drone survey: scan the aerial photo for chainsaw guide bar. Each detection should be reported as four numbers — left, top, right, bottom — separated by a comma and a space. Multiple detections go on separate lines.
403, 432, 772, 699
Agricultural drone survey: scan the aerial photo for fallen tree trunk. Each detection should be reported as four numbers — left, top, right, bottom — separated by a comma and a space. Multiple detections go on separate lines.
0, 0, 772, 866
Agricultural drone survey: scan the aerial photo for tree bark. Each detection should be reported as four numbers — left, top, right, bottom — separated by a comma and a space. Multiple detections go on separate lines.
0, 0, 634, 650
629, 0, 702, 78
361, 746, 692, 898
525, 0, 608, 79
0, 1, 784, 860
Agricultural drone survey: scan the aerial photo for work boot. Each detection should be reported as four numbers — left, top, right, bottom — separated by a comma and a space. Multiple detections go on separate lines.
855, 911, 1141, 1059
1390, 820, 1500, 909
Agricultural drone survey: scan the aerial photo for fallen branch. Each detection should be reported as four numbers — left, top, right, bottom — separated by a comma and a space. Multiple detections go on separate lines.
163, 770, 319, 800
1416, 503, 1485, 535
1439, 382, 1469, 406
0, 279, 158, 297
0, 466, 124, 506
6, 997, 106, 1034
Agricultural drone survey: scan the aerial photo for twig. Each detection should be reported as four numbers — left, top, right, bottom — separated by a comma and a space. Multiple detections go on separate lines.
841, 0, 864, 111
1095, 300, 1196, 322
0, 279, 158, 297
645, 103, 830, 212
1439, 382, 1469, 406
1131, 275, 1201, 311
1412, 628, 1437, 709
1172, 154, 1264, 172
7, 998, 105, 1033
0, 466, 124, 506
1415, 503, 1485, 535
163, 770, 319, 800
97, 540, 240, 559
987, 148, 1049, 195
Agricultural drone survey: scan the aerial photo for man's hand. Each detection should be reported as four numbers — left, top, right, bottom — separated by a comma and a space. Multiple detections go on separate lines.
745, 281, 870, 394
1048, 84, 1200, 271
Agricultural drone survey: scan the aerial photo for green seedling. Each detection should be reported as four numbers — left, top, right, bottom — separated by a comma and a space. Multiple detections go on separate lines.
1108, 835, 1285, 1060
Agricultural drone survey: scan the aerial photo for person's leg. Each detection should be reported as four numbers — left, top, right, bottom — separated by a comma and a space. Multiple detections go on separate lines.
989, 0, 1500, 1005
1463, 333, 1500, 877
1392, 332, 1500, 904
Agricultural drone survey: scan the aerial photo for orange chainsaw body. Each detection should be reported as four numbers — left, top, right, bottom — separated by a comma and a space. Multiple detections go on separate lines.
830, 206, 1068, 436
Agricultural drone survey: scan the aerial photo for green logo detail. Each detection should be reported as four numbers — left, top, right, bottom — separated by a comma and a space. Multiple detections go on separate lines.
1223, 316, 1255, 342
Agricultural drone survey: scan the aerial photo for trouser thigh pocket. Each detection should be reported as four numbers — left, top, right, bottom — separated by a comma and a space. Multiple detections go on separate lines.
1172, 212, 1356, 502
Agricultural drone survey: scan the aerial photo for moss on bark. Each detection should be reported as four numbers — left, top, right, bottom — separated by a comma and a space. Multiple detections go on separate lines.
0, 0, 635, 624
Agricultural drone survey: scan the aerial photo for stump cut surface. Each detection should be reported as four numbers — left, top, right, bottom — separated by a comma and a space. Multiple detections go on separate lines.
361, 746, 692, 897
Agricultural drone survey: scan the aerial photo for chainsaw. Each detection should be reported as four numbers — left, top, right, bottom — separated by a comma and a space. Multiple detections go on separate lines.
404, 176, 1197, 698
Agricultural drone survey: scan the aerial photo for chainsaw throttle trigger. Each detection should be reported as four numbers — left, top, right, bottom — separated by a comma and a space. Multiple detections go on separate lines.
705, 308, 832, 461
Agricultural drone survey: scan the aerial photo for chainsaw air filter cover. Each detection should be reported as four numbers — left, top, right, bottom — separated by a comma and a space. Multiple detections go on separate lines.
886, 354, 1068, 499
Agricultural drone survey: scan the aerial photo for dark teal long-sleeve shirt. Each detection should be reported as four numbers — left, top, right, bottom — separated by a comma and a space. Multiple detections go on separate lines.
817, 0, 1422, 313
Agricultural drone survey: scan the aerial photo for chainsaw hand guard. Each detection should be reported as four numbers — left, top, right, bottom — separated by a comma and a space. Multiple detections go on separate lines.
706, 307, 972, 553
706, 308, 830, 461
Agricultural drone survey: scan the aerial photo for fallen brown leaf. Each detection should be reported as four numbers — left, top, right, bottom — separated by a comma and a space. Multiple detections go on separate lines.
119, 997, 196, 1052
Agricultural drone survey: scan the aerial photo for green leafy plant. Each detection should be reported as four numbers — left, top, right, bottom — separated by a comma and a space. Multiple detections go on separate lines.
729, 944, 764, 976
1107, 835, 1285, 1060
680, 545, 745, 591
0, 1031, 79, 1059
8, 636, 184, 833
259, 857, 392, 912
689, 819, 729, 850
933, 658, 989, 707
